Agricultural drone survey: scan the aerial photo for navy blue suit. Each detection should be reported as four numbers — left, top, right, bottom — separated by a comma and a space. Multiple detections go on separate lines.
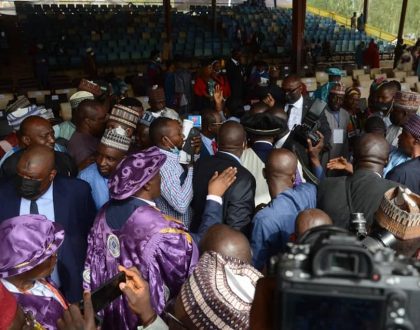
0, 175, 96, 302
199, 143, 212, 159
252, 142, 273, 163
191, 199, 223, 243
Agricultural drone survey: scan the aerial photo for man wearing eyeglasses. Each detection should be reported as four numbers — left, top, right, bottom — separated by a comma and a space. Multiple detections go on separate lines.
280, 75, 331, 178
281, 75, 331, 138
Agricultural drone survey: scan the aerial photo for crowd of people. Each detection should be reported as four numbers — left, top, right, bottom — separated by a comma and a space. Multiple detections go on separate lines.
0, 46, 419, 330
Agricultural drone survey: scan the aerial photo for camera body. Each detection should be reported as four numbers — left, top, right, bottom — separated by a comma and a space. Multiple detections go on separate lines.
292, 99, 327, 148
274, 230, 420, 330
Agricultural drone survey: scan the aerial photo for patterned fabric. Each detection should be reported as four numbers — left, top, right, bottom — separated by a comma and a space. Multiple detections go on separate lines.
7, 282, 64, 330
7, 105, 41, 130
108, 147, 166, 200
69, 91, 94, 110
376, 187, 420, 240
403, 114, 420, 140
110, 104, 141, 129
78, 79, 102, 97
5, 96, 30, 113
156, 148, 193, 227
0, 215, 64, 278
83, 203, 198, 330
180, 251, 262, 330
100, 127, 131, 152
394, 91, 420, 112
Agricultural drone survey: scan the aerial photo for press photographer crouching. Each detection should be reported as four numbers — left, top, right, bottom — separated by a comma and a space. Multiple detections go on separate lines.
250, 187, 420, 330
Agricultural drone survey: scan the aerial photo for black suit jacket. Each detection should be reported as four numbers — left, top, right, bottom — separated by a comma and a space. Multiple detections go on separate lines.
0, 175, 96, 302
0, 149, 78, 178
317, 169, 399, 228
191, 152, 256, 235
282, 96, 332, 180
225, 58, 245, 102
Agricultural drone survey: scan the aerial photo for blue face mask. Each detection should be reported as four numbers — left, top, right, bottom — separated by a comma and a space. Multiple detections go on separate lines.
166, 138, 180, 155
170, 146, 180, 155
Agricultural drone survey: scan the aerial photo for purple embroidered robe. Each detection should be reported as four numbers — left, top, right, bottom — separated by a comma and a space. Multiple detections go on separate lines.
83, 203, 198, 330
13, 289, 65, 330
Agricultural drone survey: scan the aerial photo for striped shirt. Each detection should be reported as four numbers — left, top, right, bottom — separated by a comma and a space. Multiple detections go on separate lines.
155, 148, 193, 228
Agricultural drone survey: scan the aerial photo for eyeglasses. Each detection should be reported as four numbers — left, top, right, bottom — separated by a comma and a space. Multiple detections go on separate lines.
282, 85, 301, 94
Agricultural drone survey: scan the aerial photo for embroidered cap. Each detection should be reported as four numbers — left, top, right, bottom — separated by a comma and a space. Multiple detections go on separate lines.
100, 127, 131, 152
326, 68, 343, 77
375, 187, 420, 240
403, 114, 420, 140
180, 251, 262, 330
69, 91, 95, 110
109, 104, 141, 129
394, 91, 420, 112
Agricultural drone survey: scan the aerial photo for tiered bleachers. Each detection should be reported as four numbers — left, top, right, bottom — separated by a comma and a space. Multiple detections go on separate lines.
15, 2, 395, 70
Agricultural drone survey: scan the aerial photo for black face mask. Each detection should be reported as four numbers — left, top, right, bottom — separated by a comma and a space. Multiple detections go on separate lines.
373, 101, 393, 113
15, 176, 42, 199
285, 92, 299, 104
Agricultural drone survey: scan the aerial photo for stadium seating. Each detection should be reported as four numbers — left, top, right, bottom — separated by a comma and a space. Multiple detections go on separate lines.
13, 2, 395, 70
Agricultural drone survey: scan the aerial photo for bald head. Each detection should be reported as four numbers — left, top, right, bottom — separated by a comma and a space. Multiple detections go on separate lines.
19, 116, 55, 149
218, 121, 246, 157
353, 133, 390, 171
199, 224, 252, 263
16, 145, 56, 200
265, 148, 297, 177
18, 145, 55, 173
264, 148, 297, 198
295, 209, 333, 238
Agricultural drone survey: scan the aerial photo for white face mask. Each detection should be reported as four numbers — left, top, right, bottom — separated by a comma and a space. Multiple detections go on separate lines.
155, 57, 162, 63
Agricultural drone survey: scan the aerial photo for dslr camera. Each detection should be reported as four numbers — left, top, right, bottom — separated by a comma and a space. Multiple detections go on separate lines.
292, 99, 327, 148
272, 227, 420, 330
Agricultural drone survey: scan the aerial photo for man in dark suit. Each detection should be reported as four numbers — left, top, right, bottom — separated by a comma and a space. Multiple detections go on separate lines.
280, 74, 332, 181
0, 116, 77, 178
281, 75, 331, 141
225, 49, 246, 107
0, 145, 96, 302
199, 109, 223, 159
191, 121, 256, 235
317, 133, 399, 228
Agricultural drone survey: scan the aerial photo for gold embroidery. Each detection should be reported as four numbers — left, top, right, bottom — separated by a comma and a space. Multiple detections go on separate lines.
14, 242, 53, 269
159, 228, 193, 244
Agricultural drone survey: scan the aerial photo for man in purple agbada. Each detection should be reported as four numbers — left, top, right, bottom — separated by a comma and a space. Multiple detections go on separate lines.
83, 146, 198, 330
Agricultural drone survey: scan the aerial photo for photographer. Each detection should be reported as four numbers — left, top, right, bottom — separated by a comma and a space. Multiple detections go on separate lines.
318, 133, 399, 228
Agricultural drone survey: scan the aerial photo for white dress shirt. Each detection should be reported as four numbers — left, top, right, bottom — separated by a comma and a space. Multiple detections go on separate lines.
286, 95, 304, 130
20, 183, 54, 220
19, 183, 60, 286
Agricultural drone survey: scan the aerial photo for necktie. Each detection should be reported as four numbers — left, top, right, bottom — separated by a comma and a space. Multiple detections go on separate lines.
30, 200, 39, 214
211, 140, 218, 154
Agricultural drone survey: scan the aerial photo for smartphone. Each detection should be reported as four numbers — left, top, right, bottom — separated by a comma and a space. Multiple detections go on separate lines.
183, 127, 201, 155
188, 115, 202, 128
80, 271, 126, 313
